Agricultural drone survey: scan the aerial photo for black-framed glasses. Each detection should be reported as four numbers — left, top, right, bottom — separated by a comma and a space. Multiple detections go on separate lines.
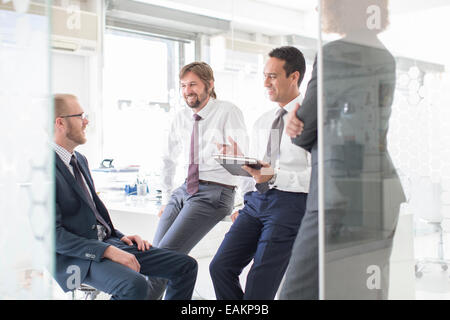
59, 112, 88, 120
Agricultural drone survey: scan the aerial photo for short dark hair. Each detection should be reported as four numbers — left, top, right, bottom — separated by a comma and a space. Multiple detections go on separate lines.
269, 46, 306, 87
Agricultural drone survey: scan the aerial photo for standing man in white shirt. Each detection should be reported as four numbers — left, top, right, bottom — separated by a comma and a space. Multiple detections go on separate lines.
148, 62, 248, 299
209, 46, 311, 300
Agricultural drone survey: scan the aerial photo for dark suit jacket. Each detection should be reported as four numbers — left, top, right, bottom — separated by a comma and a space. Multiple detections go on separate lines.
292, 58, 318, 154
293, 39, 406, 239
54, 151, 124, 292
292, 58, 318, 212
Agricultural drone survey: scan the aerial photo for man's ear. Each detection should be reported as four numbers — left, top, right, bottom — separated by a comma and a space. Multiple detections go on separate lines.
291, 71, 300, 84
54, 117, 65, 131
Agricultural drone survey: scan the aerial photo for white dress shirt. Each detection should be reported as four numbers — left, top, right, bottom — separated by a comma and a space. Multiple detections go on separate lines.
161, 98, 249, 204
241, 95, 311, 195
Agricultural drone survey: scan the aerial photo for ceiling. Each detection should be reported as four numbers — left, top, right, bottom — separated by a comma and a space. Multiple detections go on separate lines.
389, 0, 450, 13
254, 0, 450, 14
254, 0, 316, 12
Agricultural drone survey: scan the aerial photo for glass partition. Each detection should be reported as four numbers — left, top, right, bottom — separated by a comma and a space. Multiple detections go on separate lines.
0, 1, 53, 299
101, 0, 315, 300
320, 0, 450, 299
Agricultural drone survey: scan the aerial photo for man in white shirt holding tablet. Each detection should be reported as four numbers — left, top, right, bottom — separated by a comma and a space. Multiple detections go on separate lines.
209, 46, 311, 300
148, 62, 248, 299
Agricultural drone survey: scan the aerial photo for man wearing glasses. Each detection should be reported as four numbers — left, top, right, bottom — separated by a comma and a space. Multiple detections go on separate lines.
52, 94, 198, 299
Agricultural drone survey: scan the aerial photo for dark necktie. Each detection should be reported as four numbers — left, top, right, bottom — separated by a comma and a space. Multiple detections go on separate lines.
187, 114, 202, 195
263, 108, 288, 165
70, 155, 111, 238
256, 108, 287, 194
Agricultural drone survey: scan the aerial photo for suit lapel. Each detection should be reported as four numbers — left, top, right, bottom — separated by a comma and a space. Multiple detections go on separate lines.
75, 152, 114, 227
54, 152, 95, 210
76, 153, 95, 194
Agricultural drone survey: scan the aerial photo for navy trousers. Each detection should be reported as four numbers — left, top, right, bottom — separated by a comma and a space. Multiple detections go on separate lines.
83, 237, 198, 300
209, 189, 307, 300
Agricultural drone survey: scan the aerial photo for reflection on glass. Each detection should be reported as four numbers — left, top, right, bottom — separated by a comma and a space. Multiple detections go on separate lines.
0, 3, 53, 299
321, 0, 406, 299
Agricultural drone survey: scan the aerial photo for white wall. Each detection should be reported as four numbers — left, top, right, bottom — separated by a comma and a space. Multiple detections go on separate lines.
51, 51, 102, 166
52, 52, 88, 103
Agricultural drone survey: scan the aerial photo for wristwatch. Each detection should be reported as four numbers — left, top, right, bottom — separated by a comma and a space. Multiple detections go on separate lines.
256, 170, 278, 194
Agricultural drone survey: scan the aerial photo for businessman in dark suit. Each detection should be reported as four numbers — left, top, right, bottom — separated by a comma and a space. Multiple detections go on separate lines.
53, 94, 197, 300
280, 0, 405, 299
280, 58, 319, 300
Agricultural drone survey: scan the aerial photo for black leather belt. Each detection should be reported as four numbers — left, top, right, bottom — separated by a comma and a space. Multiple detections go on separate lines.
199, 179, 236, 190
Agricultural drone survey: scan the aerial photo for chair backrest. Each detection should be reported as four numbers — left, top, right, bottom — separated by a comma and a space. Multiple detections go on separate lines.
409, 176, 442, 223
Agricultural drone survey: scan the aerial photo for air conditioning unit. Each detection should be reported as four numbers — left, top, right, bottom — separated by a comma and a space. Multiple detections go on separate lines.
51, 4, 98, 54
0, 1, 98, 54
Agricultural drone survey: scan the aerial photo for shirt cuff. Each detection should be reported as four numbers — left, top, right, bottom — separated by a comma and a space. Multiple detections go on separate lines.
89, 242, 111, 262
161, 191, 171, 205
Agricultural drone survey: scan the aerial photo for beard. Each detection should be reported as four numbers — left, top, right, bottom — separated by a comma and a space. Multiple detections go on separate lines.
66, 121, 87, 145
185, 89, 209, 109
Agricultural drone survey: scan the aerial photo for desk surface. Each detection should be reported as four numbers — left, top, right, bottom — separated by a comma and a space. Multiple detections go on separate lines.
105, 197, 161, 216
103, 194, 233, 222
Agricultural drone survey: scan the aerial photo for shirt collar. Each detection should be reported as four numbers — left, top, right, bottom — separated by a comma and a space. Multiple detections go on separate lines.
273, 94, 301, 116
52, 142, 75, 167
195, 97, 216, 120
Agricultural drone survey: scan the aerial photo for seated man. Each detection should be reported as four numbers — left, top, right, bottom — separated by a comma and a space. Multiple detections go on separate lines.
52, 94, 197, 300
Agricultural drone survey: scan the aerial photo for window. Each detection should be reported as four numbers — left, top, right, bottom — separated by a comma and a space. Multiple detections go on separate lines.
102, 29, 195, 174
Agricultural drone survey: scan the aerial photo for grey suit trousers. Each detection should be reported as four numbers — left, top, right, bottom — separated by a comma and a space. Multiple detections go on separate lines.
279, 208, 318, 300
148, 181, 235, 299
280, 145, 319, 300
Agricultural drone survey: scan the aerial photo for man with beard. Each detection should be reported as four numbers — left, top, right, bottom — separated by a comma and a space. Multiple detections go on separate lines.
148, 62, 248, 299
53, 94, 198, 299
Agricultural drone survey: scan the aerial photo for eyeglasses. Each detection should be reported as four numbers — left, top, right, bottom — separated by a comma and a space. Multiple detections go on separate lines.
59, 112, 88, 120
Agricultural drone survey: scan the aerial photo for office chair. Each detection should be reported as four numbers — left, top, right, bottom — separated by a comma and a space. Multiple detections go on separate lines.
71, 284, 101, 300
410, 176, 449, 278
71, 274, 153, 300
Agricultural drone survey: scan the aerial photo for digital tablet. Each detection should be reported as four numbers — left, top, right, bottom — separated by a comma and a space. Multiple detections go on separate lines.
214, 154, 262, 177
